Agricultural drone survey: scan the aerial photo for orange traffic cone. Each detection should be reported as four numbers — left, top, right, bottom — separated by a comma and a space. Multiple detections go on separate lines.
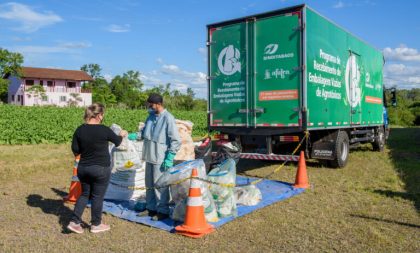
63, 155, 82, 204
175, 168, 215, 238
293, 151, 310, 189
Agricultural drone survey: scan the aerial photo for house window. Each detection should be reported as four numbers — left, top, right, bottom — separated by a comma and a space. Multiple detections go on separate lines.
11, 95, 15, 101
17, 95, 21, 102
60, 96, 67, 102
67, 82, 76, 88
47, 81, 53, 87
40, 80, 44, 86
42, 96, 48, 102
25, 79, 34, 86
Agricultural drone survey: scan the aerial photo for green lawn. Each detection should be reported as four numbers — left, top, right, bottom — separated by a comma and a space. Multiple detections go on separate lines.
0, 128, 418, 252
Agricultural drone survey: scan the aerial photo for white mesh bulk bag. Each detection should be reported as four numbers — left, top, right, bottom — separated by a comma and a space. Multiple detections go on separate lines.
208, 158, 237, 218
155, 159, 218, 222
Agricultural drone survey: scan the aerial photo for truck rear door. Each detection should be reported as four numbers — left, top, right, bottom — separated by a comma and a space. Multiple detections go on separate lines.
253, 13, 301, 127
209, 12, 302, 128
208, 23, 248, 127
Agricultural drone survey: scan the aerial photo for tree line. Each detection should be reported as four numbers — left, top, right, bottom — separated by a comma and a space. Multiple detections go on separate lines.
80, 63, 206, 111
385, 88, 420, 126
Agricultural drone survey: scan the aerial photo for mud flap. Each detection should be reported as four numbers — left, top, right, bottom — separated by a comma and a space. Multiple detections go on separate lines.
310, 131, 339, 160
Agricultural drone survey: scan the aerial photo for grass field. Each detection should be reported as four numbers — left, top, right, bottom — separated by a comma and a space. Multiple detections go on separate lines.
0, 128, 419, 252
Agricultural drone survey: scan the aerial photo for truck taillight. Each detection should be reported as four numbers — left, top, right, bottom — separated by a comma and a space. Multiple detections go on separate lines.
214, 134, 229, 140
279, 136, 299, 142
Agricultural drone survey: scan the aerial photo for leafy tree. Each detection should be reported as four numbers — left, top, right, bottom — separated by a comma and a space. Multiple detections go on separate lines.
124, 70, 143, 90
194, 99, 207, 111
0, 48, 23, 103
409, 101, 420, 125
68, 93, 83, 107
81, 63, 102, 80
80, 64, 117, 106
91, 77, 117, 106
26, 84, 47, 105
110, 70, 144, 109
386, 88, 419, 126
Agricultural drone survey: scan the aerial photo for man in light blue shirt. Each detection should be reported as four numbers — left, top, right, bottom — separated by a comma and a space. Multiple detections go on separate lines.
138, 94, 181, 221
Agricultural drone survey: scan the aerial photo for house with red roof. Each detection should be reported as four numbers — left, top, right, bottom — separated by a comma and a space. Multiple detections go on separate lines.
7, 67, 93, 107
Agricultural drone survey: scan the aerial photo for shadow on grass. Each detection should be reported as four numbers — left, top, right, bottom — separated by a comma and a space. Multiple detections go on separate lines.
350, 214, 420, 229
26, 188, 80, 234
372, 189, 418, 202
381, 128, 420, 212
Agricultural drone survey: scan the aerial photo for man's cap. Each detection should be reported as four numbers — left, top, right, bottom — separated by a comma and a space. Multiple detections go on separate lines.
147, 93, 163, 104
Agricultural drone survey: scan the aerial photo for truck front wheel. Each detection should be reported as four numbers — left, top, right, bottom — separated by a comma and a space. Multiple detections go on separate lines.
329, 131, 349, 168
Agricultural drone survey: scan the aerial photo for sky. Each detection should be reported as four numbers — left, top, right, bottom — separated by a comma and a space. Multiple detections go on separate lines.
0, 0, 419, 98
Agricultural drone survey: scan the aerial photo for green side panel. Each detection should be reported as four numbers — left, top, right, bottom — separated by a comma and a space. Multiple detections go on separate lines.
305, 8, 384, 128
254, 14, 301, 126
209, 23, 248, 126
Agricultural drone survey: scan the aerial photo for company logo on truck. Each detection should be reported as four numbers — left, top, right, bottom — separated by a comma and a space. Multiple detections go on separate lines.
345, 54, 361, 107
218, 45, 241, 75
264, 44, 279, 55
263, 43, 294, 61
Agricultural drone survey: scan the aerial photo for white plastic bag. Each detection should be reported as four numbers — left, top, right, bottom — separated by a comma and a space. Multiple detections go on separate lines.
208, 158, 237, 218
110, 123, 129, 151
234, 185, 262, 206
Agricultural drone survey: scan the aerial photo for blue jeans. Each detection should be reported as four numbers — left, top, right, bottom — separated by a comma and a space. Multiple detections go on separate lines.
71, 165, 111, 226
145, 162, 170, 214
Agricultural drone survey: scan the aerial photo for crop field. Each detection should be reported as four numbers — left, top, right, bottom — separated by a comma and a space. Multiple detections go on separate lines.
0, 105, 207, 144
0, 127, 418, 252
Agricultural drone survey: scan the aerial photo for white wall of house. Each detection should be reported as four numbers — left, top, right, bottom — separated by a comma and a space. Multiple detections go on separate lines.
7, 76, 92, 107
7, 76, 24, 105
24, 91, 92, 107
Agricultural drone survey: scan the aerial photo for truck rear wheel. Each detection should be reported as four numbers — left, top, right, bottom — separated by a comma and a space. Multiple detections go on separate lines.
372, 127, 385, 152
329, 131, 349, 168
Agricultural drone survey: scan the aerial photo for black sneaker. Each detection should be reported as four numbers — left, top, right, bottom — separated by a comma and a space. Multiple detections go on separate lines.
137, 209, 157, 217
152, 213, 169, 221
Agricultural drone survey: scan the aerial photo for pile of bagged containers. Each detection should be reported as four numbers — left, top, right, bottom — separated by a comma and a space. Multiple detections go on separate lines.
105, 122, 262, 222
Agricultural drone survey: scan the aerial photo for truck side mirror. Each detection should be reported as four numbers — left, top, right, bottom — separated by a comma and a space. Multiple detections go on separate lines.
391, 88, 397, 107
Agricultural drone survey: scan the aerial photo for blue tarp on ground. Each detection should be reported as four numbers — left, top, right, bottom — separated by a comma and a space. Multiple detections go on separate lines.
102, 176, 304, 232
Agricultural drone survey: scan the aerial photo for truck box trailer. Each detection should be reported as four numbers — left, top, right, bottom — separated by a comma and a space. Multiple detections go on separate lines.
207, 4, 388, 167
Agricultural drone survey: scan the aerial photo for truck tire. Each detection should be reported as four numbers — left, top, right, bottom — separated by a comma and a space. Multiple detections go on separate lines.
372, 127, 385, 152
329, 131, 349, 168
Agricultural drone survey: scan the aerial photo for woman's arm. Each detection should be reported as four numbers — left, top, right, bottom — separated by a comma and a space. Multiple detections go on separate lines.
107, 127, 126, 147
71, 129, 80, 156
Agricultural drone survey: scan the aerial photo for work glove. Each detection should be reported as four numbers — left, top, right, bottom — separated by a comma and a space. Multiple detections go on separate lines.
128, 132, 138, 141
162, 151, 176, 170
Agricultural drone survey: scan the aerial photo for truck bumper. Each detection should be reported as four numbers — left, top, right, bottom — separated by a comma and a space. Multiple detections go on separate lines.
212, 152, 299, 161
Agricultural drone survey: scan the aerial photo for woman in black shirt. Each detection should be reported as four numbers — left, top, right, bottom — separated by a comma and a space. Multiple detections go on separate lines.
67, 103, 127, 234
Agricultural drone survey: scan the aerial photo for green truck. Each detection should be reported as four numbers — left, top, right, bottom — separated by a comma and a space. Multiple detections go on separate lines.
207, 4, 389, 167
